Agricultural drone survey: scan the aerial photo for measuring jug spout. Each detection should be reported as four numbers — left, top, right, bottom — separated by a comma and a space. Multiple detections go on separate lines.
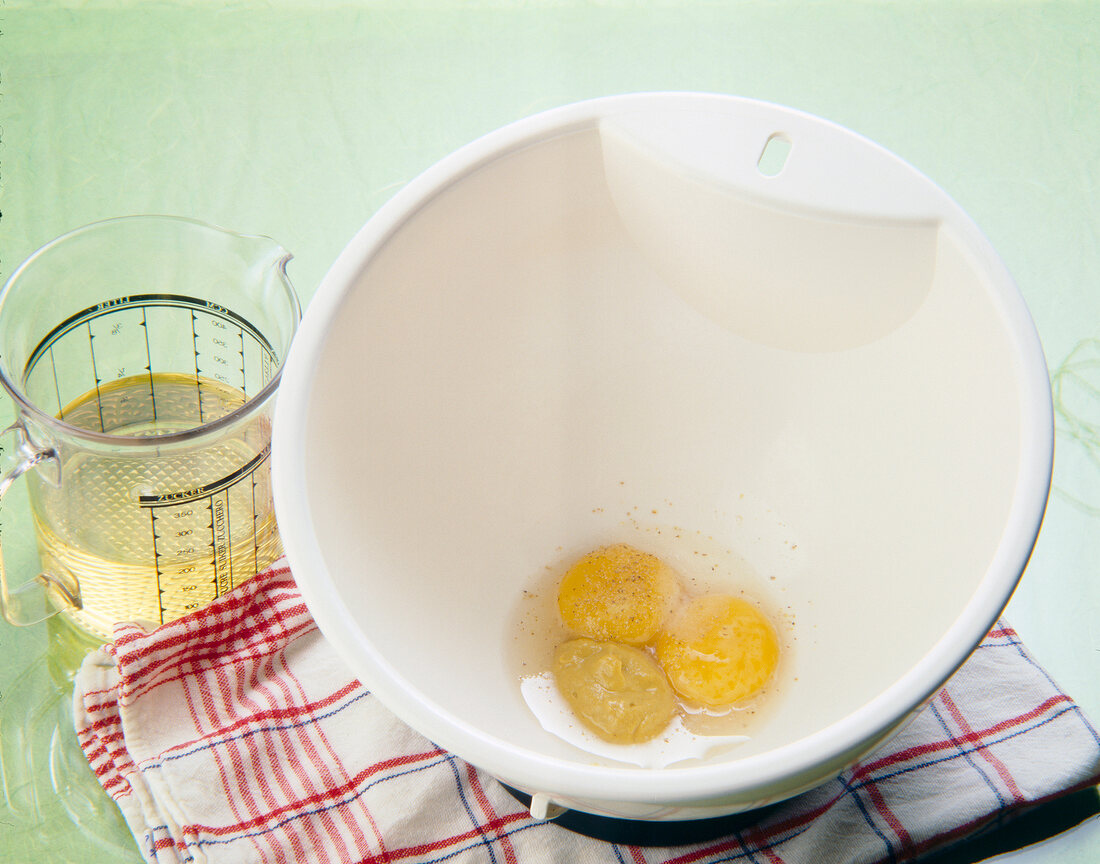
220, 227, 291, 270
246, 236, 293, 273
234, 234, 299, 321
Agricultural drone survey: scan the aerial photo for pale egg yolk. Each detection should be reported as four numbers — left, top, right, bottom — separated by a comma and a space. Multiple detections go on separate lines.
655, 594, 779, 707
557, 543, 680, 645
553, 637, 676, 744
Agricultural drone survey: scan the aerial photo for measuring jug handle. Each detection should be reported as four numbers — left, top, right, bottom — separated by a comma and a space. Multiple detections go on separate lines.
0, 420, 79, 626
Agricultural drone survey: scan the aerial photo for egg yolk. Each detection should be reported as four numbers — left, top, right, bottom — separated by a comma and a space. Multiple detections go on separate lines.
655, 594, 779, 707
553, 637, 676, 744
557, 543, 680, 645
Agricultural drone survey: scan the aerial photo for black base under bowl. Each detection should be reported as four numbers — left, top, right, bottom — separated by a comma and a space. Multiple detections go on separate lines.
501, 785, 779, 847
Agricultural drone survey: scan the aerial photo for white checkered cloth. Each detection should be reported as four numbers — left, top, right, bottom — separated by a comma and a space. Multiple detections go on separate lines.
74, 561, 1100, 864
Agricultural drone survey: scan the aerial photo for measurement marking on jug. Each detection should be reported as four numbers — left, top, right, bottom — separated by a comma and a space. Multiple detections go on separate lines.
141, 307, 158, 422
239, 324, 247, 395
137, 445, 270, 505
224, 495, 233, 594
252, 473, 259, 576
49, 346, 64, 421
141, 445, 270, 622
86, 323, 106, 432
191, 310, 204, 424
150, 508, 166, 622
24, 294, 278, 383
211, 494, 232, 596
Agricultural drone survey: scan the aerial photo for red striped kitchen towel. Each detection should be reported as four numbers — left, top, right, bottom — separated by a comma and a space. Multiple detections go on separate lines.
74, 560, 1100, 864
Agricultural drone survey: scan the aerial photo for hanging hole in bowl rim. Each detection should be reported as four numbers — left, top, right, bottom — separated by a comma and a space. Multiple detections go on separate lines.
756, 132, 792, 176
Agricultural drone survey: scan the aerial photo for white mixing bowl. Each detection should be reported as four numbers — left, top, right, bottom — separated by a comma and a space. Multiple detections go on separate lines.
272, 93, 1053, 821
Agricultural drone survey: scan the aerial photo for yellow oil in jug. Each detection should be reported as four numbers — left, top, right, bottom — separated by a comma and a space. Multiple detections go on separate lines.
31, 373, 281, 638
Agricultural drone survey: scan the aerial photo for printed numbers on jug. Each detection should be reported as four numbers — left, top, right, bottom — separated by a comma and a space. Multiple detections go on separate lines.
81, 306, 150, 395
193, 312, 247, 394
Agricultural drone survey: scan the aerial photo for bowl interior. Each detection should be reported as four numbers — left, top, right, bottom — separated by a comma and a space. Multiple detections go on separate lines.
298, 117, 1022, 771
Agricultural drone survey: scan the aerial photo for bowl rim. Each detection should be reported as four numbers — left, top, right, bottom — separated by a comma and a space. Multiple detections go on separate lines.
272, 91, 1054, 806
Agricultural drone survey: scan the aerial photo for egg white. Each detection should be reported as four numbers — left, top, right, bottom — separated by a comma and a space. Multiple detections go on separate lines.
520, 671, 749, 768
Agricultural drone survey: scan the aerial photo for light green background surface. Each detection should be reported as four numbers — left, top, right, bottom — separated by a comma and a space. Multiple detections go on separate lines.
1, 1, 1098, 861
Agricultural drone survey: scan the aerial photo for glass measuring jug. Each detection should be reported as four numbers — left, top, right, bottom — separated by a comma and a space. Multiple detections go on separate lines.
0, 216, 300, 638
